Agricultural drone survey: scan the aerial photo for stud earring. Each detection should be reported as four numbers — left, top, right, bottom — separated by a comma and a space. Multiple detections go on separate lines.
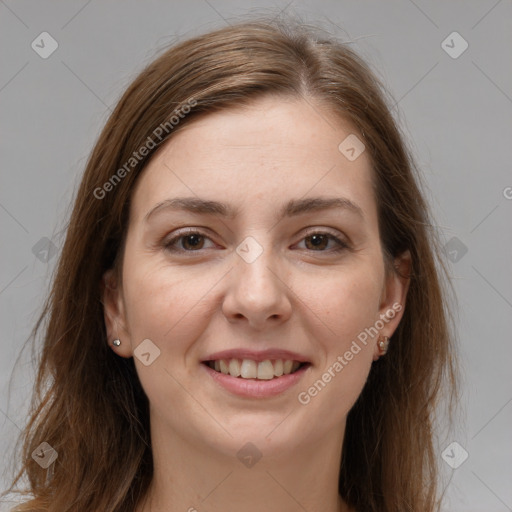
377, 335, 390, 355
112, 339, 121, 347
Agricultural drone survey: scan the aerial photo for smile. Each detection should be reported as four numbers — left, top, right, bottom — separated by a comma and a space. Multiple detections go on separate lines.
204, 358, 307, 380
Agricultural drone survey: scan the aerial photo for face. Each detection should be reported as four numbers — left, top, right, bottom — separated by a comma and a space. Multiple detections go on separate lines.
102, 95, 408, 460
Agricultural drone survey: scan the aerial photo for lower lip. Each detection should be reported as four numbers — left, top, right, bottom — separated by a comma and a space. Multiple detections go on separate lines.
201, 363, 310, 398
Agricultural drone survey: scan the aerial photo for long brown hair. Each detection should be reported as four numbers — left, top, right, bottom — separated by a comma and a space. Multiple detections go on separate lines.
3, 17, 458, 512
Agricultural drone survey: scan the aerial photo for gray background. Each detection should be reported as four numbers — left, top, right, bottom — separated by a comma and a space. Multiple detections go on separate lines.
1, 1, 511, 510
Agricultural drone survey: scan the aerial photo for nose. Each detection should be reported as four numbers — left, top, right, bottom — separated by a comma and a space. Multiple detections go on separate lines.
222, 242, 293, 330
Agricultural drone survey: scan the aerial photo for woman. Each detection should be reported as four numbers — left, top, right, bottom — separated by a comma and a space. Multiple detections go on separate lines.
4, 18, 457, 512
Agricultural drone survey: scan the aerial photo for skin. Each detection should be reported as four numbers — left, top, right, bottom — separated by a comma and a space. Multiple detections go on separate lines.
102, 95, 410, 512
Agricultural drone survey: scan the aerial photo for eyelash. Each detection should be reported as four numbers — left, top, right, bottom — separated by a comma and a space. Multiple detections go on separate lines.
162, 228, 350, 254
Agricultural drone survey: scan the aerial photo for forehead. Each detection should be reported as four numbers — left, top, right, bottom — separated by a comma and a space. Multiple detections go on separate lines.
129, 95, 376, 224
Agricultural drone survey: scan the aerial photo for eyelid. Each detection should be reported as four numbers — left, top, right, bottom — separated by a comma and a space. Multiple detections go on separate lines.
295, 227, 351, 251
300, 226, 347, 241
163, 227, 217, 253
162, 226, 351, 254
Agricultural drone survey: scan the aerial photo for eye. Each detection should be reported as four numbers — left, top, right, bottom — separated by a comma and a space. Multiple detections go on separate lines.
296, 230, 349, 253
162, 228, 350, 254
163, 229, 216, 252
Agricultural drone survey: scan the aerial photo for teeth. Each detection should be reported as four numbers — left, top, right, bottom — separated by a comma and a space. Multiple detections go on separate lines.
240, 359, 257, 378
210, 358, 304, 379
257, 360, 274, 380
228, 359, 241, 377
219, 359, 229, 375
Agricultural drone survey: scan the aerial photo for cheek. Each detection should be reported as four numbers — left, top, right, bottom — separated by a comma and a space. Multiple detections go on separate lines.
122, 258, 219, 356
298, 264, 383, 345
293, 266, 383, 415
121, 263, 221, 414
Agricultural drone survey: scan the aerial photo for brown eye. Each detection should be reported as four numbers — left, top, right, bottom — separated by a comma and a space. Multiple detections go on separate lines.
304, 234, 329, 251
180, 234, 205, 250
298, 231, 348, 253
164, 230, 215, 252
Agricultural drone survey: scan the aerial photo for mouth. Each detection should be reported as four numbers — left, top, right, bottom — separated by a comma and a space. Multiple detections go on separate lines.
202, 358, 310, 380
200, 349, 312, 398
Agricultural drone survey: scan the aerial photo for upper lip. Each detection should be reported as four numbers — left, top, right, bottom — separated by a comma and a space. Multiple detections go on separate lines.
202, 348, 311, 363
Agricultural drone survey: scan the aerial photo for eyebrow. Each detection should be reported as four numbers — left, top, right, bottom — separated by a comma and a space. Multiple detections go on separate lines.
144, 196, 364, 223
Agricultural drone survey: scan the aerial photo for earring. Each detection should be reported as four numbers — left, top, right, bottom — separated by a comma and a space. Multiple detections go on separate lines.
112, 339, 121, 347
377, 335, 390, 355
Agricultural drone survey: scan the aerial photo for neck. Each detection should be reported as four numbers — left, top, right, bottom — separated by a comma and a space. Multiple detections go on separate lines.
137, 410, 351, 512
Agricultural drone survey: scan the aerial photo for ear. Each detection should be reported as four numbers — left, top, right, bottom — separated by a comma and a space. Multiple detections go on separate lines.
101, 268, 133, 358
372, 251, 411, 361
